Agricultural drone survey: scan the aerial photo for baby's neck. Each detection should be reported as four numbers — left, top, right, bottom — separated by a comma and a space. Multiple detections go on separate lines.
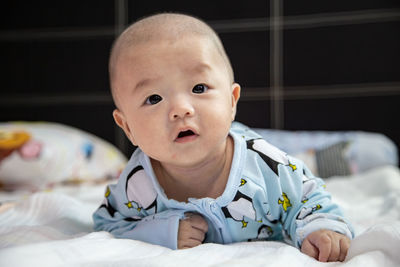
152, 136, 234, 202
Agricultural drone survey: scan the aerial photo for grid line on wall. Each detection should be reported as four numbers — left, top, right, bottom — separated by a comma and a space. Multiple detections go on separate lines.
114, 0, 131, 153
1, 3, 399, 127
270, 0, 284, 129
2, 81, 399, 107
284, 8, 400, 29
2, 9, 399, 40
0, 6, 398, 101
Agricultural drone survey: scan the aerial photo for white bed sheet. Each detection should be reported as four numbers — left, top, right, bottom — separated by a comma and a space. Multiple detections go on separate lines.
0, 165, 399, 267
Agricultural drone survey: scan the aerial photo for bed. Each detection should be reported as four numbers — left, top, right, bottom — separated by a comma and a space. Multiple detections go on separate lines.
0, 122, 399, 267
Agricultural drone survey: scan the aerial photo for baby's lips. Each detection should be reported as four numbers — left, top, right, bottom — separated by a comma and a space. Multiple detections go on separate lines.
177, 129, 195, 138
174, 128, 199, 143
175, 126, 198, 139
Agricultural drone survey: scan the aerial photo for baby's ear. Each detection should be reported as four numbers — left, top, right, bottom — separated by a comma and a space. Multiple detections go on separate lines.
112, 109, 137, 146
231, 83, 241, 120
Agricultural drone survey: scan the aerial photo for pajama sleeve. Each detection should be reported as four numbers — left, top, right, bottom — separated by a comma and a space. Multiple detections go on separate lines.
92, 174, 186, 249
277, 156, 354, 248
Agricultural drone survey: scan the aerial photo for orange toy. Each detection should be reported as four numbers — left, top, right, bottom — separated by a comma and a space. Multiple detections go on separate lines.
0, 131, 31, 161
0, 131, 31, 149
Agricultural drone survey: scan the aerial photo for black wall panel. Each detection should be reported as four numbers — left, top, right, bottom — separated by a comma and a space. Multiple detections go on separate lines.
1, 1, 399, 158
284, 21, 400, 86
127, 1, 269, 21
1, 39, 113, 94
284, 1, 399, 15
0, 1, 115, 29
221, 31, 269, 88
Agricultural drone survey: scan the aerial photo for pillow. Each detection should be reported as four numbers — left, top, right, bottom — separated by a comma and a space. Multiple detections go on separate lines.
0, 121, 127, 190
253, 128, 398, 178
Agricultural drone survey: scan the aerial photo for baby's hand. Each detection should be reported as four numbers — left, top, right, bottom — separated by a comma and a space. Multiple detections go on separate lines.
301, 229, 351, 262
178, 212, 208, 249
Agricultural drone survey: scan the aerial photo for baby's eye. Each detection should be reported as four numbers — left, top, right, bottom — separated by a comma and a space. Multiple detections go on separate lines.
192, 84, 209, 94
145, 94, 162, 105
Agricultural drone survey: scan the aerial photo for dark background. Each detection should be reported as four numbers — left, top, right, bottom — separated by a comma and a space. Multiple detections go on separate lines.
1, 1, 399, 157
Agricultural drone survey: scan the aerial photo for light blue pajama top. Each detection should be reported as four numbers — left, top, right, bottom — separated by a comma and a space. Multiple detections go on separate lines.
93, 122, 353, 249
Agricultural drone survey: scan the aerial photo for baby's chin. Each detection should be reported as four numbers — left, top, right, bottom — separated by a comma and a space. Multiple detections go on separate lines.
151, 151, 210, 169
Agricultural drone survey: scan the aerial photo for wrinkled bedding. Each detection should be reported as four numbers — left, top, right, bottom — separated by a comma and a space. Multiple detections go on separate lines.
0, 165, 399, 266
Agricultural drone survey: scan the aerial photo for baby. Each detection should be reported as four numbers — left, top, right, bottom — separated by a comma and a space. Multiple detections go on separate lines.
93, 13, 353, 262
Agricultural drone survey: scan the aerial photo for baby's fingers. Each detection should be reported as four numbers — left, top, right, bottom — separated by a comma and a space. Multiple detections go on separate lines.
301, 238, 319, 260
339, 237, 351, 261
179, 237, 203, 249
316, 234, 332, 262
303, 230, 351, 262
304, 230, 332, 262
185, 213, 208, 233
178, 219, 203, 249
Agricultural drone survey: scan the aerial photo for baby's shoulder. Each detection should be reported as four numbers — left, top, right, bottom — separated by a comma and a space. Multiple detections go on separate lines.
114, 148, 155, 188
231, 124, 305, 183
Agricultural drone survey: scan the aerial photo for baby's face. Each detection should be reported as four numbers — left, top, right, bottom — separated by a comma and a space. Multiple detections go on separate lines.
113, 35, 240, 167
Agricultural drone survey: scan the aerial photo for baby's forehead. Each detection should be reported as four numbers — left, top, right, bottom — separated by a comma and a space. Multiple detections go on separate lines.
122, 27, 216, 53
110, 14, 234, 94
114, 31, 225, 78
118, 35, 222, 76
123, 33, 215, 55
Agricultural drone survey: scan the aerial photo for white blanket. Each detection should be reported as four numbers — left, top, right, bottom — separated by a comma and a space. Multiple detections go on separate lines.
1, 166, 399, 267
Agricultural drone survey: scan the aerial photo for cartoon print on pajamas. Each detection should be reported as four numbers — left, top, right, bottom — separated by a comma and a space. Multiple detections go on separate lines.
278, 192, 292, 212
125, 165, 158, 213
104, 186, 111, 198
98, 186, 142, 222
100, 199, 116, 217
296, 204, 322, 220
222, 191, 258, 228
248, 225, 274, 241
247, 139, 297, 175
301, 174, 318, 203
257, 225, 273, 239
265, 210, 279, 224
99, 186, 117, 217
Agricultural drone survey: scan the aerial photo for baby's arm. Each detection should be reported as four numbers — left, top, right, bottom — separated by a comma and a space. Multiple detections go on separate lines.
178, 213, 208, 249
93, 182, 187, 249
93, 203, 186, 249
301, 229, 351, 262
275, 156, 354, 261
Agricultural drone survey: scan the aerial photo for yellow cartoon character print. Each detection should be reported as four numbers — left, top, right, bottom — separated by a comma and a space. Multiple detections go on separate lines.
247, 139, 297, 176
301, 174, 318, 203
278, 192, 292, 212
222, 191, 258, 228
98, 186, 117, 217
297, 204, 323, 220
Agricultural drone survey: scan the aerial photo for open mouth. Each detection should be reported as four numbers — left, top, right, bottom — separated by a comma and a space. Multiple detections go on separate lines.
177, 130, 195, 138
175, 129, 198, 143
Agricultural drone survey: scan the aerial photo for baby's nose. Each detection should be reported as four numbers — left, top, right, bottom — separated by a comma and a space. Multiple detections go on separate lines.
169, 98, 195, 120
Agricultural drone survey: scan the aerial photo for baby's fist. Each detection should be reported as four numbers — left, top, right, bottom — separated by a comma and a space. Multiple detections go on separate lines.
301, 229, 350, 262
178, 213, 208, 249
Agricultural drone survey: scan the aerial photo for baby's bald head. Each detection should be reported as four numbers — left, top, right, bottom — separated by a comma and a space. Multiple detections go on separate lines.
109, 13, 234, 106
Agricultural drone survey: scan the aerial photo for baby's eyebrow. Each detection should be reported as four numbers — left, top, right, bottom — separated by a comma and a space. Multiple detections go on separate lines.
134, 77, 158, 91
190, 63, 212, 74
132, 63, 211, 92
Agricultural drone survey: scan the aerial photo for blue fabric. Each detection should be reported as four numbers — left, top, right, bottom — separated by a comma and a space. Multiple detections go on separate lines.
93, 122, 353, 249
253, 127, 398, 173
